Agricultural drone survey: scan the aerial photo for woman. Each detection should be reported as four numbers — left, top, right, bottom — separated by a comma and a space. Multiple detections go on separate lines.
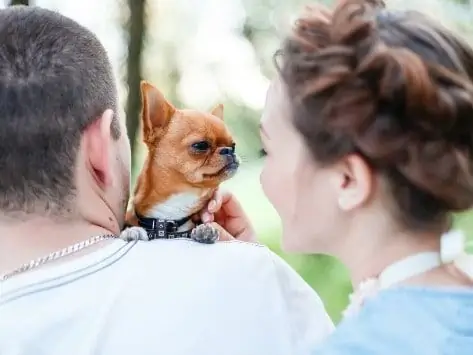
203, 0, 473, 353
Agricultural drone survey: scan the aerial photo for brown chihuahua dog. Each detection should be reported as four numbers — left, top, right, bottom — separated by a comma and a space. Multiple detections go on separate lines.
123, 81, 239, 243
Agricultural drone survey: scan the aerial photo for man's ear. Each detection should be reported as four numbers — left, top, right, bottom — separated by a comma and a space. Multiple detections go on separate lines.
140, 81, 176, 143
210, 104, 224, 120
84, 109, 114, 188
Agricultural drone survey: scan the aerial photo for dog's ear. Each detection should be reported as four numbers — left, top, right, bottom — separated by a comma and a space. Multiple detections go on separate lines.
210, 104, 224, 120
140, 81, 175, 142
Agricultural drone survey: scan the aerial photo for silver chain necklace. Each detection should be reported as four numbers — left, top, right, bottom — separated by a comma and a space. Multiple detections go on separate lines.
0, 234, 116, 282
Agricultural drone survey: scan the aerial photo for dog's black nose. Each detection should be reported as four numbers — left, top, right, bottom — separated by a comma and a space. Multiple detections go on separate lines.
219, 146, 234, 156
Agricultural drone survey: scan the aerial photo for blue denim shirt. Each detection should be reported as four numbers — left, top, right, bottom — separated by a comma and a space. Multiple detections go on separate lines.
314, 287, 473, 354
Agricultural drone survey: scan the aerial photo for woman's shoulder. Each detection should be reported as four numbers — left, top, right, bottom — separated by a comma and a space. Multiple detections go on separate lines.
314, 286, 473, 355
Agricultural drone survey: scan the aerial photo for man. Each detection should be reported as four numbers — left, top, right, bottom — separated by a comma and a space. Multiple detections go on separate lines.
0, 6, 333, 355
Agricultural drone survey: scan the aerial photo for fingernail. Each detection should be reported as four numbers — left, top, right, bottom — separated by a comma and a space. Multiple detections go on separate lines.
202, 212, 211, 223
209, 200, 216, 211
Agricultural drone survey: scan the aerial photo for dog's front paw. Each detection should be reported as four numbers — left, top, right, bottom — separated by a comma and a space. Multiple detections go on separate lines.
119, 226, 150, 241
191, 223, 219, 244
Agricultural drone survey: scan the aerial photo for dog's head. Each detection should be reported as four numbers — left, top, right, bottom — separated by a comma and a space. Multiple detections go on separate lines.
140, 81, 239, 189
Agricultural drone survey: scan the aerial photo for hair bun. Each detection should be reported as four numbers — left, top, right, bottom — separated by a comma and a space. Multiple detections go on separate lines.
283, 0, 473, 212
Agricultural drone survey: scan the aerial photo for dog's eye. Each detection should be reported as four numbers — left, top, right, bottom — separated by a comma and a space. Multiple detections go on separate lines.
191, 141, 211, 152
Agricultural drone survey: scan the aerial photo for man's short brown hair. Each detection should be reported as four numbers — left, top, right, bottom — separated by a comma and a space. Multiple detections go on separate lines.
0, 6, 120, 216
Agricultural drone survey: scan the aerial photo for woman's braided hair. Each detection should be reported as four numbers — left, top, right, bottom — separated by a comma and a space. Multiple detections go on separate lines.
279, 0, 473, 231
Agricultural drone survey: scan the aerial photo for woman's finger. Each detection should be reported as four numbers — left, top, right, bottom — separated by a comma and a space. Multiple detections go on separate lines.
208, 189, 223, 213
218, 191, 245, 219
200, 211, 214, 223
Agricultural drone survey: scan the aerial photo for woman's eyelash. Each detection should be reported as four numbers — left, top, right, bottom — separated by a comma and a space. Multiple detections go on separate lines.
259, 148, 267, 157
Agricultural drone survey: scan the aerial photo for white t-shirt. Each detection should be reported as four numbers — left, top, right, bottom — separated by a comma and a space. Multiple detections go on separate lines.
0, 238, 334, 355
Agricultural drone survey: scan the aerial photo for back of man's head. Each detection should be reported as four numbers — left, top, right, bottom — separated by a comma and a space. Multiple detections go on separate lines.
0, 6, 120, 216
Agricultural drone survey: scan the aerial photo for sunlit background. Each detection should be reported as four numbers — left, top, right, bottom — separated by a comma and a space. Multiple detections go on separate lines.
5, 0, 473, 322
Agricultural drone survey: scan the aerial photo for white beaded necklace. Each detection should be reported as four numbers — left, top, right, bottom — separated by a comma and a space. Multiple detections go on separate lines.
343, 230, 473, 318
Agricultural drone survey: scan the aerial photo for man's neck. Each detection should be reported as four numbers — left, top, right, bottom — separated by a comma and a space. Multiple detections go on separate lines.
0, 217, 117, 275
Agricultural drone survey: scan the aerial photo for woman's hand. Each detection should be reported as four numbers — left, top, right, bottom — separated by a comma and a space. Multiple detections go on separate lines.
200, 190, 257, 242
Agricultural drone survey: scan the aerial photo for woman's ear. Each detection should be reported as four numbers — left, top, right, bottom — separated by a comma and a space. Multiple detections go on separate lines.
331, 154, 374, 211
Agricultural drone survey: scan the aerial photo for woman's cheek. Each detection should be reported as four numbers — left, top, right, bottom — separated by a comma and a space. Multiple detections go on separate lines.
259, 162, 270, 199
260, 160, 287, 216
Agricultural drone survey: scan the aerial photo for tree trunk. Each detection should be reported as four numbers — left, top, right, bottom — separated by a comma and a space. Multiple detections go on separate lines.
9, 0, 29, 5
125, 0, 146, 166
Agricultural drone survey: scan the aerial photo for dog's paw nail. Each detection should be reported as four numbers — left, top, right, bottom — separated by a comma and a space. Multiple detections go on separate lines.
191, 224, 219, 244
